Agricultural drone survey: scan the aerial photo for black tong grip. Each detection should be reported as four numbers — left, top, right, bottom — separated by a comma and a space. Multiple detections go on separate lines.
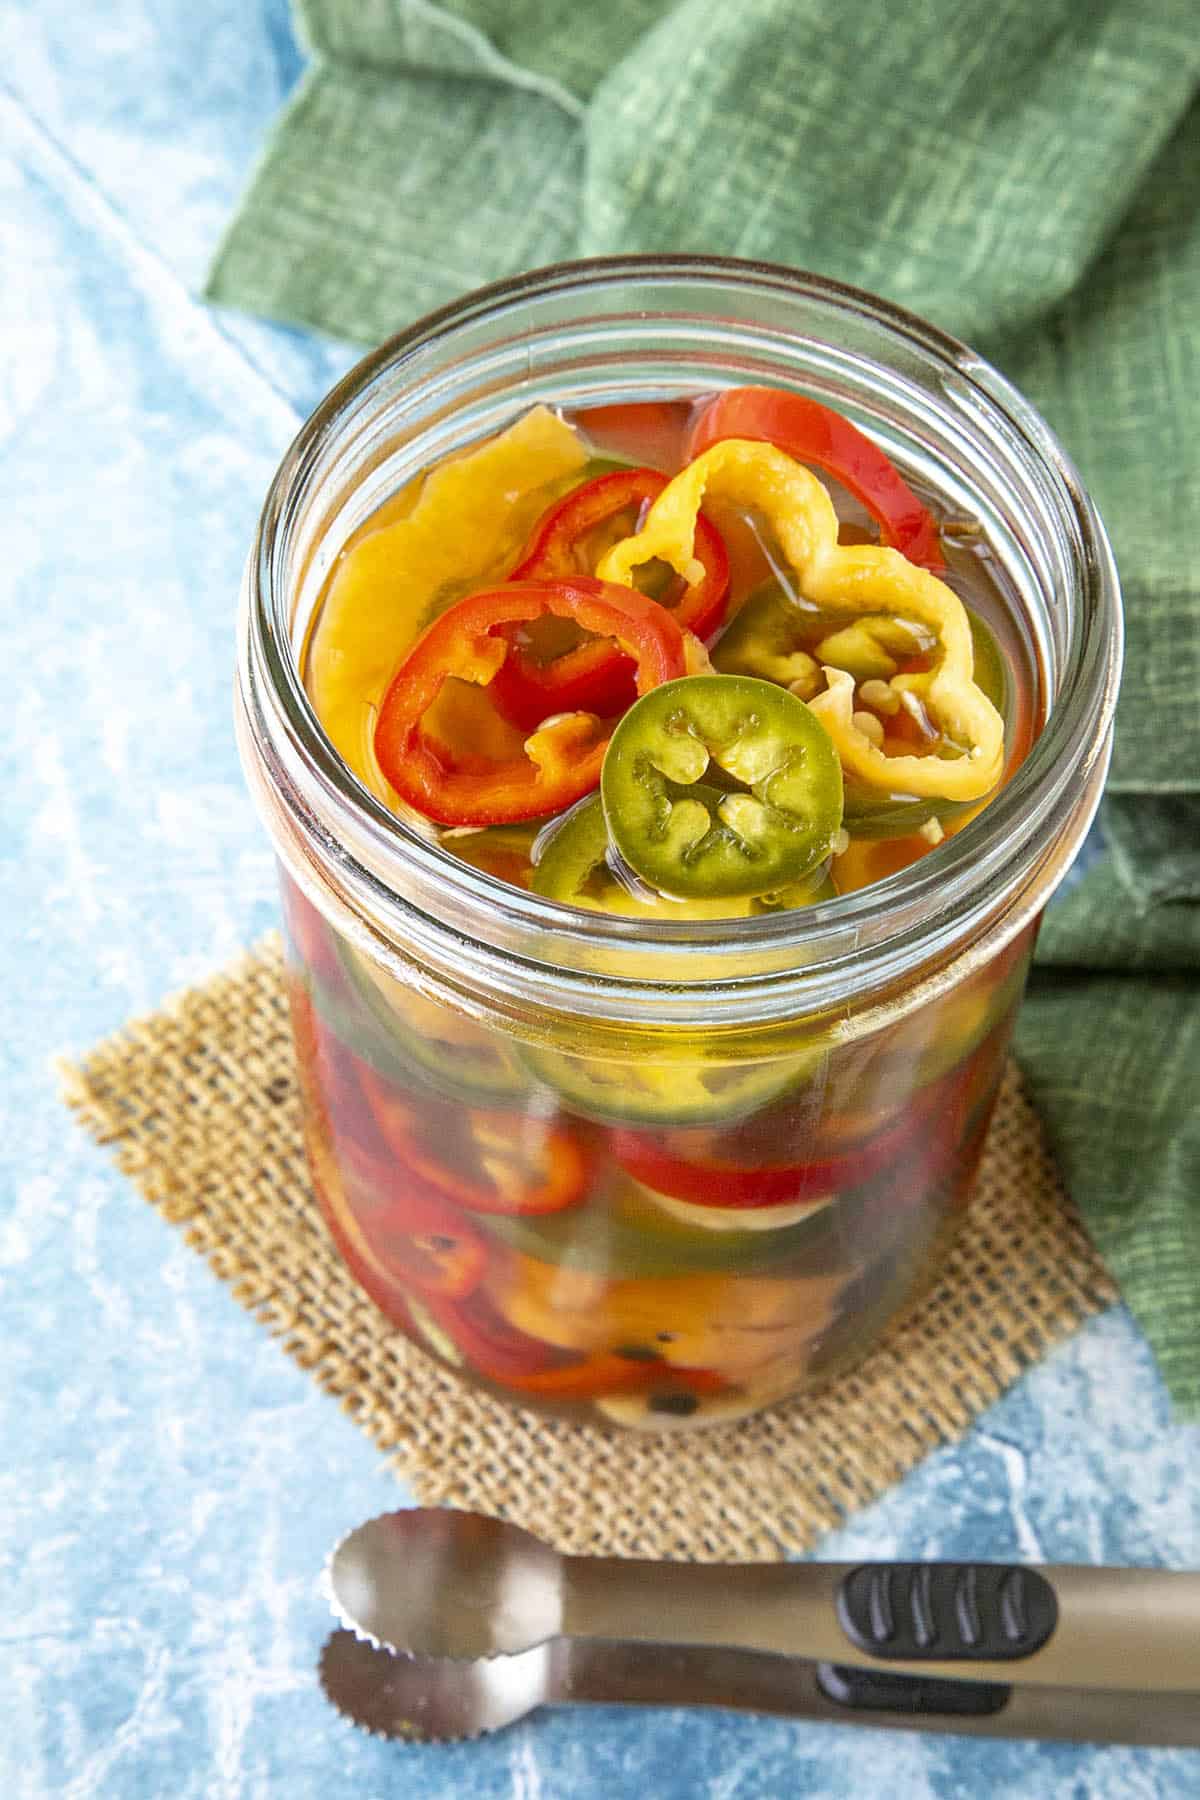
837, 1563, 1058, 1661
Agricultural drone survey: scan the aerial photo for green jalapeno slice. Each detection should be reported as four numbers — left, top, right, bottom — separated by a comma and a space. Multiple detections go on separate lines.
478, 1180, 849, 1278
600, 675, 844, 900
516, 1038, 825, 1129
533, 791, 836, 918
711, 582, 821, 688
332, 942, 532, 1106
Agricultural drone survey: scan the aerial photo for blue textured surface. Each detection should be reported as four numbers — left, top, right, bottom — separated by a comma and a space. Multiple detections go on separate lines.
1, 6, 1197, 1793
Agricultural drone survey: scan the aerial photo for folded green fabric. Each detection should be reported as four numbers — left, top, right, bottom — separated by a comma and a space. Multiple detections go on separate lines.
206, 0, 1200, 1411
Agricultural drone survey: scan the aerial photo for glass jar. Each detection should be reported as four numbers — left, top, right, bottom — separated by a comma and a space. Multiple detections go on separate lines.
236, 258, 1121, 1431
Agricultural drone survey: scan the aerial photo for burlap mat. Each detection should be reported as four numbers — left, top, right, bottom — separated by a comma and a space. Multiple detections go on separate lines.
60, 935, 1116, 1562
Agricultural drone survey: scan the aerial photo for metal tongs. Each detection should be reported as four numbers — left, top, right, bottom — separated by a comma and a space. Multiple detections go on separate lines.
319, 1509, 1200, 1747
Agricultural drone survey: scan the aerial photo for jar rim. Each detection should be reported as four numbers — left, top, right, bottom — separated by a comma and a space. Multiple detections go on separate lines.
238, 256, 1121, 1028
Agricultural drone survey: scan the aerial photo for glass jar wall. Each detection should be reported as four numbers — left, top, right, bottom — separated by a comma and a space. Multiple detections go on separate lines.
237, 259, 1121, 1428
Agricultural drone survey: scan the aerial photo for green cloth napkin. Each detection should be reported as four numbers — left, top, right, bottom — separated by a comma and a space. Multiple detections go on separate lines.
206, 0, 1200, 1411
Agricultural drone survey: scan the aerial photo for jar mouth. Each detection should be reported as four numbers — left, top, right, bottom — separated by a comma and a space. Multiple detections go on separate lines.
239, 256, 1121, 1026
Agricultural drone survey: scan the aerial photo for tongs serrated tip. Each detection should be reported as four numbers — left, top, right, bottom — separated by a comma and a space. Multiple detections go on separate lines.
319, 1628, 546, 1743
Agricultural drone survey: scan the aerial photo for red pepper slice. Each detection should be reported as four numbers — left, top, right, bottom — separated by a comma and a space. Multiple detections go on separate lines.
360, 1068, 591, 1218
420, 1289, 586, 1382
611, 1124, 902, 1210
575, 400, 692, 469
413, 1113, 591, 1218
501, 1354, 727, 1401
490, 470, 730, 729
320, 1140, 489, 1301
423, 1292, 727, 1399
374, 578, 688, 825
686, 387, 944, 571
610, 1077, 938, 1210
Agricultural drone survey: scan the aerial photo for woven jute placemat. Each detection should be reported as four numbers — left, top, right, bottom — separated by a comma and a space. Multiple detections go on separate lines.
60, 935, 1116, 1562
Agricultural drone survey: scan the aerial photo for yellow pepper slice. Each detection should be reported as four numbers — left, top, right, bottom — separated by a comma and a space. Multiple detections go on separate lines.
490, 1252, 845, 1377
306, 406, 588, 798
597, 439, 1004, 802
